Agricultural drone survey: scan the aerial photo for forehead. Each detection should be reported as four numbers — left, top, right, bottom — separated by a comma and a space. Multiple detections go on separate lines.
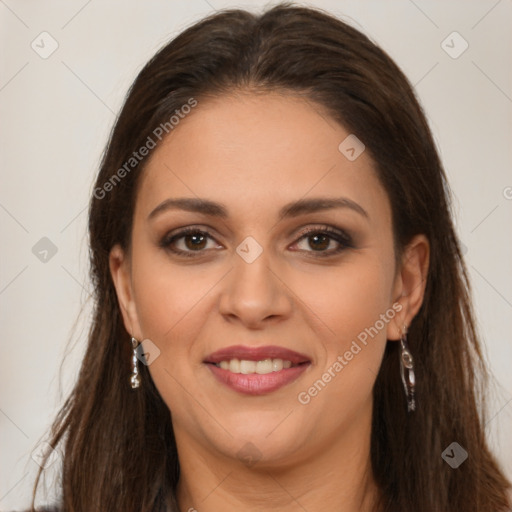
136, 92, 390, 225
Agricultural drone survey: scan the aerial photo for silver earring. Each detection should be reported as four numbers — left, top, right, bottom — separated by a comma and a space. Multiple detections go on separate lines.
399, 325, 416, 412
130, 337, 141, 389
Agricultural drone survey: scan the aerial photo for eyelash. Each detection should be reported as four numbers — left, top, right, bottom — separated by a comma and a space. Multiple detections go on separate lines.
159, 225, 354, 259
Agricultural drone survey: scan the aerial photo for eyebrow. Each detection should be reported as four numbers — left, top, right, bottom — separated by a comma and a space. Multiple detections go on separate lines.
147, 196, 369, 221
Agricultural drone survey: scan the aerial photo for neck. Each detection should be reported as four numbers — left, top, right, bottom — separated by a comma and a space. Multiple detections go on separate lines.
174, 401, 380, 512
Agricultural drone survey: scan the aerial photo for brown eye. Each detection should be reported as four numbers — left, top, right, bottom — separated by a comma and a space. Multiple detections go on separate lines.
160, 228, 222, 257
291, 226, 353, 257
183, 232, 208, 251
305, 233, 331, 251
161, 225, 353, 259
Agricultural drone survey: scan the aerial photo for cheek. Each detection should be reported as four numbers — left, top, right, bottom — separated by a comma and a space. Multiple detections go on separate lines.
129, 248, 226, 384
298, 253, 395, 352
130, 241, 218, 336
294, 254, 395, 415
129, 252, 215, 413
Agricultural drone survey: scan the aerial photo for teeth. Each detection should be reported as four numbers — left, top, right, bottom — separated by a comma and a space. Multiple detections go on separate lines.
229, 359, 240, 373
256, 359, 273, 374
215, 358, 298, 374
272, 359, 283, 372
240, 360, 256, 374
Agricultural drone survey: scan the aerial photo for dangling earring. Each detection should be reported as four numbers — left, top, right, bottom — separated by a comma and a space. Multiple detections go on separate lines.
399, 325, 416, 412
130, 337, 141, 389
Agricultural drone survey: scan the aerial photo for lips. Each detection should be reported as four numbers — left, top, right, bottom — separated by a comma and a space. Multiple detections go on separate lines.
204, 345, 310, 365
204, 345, 311, 395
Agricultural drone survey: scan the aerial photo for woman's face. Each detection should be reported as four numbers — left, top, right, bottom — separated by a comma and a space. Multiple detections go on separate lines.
110, 92, 428, 468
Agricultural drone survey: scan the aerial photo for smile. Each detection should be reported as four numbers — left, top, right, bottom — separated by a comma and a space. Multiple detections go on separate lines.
215, 358, 295, 373
204, 345, 311, 395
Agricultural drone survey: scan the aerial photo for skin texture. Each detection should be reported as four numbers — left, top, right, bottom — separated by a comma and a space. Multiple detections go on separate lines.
110, 92, 429, 512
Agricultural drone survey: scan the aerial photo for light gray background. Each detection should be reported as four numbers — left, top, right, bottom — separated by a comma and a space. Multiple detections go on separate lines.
1, 0, 511, 509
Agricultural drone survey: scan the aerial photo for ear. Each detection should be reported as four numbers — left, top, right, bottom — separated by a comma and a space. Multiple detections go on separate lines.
386, 234, 430, 341
109, 244, 142, 339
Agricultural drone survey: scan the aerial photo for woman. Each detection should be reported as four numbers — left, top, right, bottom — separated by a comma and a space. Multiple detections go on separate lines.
24, 3, 511, 511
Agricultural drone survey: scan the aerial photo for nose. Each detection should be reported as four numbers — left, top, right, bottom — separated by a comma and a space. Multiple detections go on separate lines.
218, 243, 293, 329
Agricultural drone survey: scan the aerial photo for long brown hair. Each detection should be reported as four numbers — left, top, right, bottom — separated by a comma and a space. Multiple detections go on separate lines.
30, 3, 511, 511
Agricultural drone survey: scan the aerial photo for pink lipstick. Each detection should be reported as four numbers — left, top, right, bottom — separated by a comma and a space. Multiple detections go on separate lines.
204, 345, 311, 395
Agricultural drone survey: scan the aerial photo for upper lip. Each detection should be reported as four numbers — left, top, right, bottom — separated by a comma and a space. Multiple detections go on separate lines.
204, 345, 311, 365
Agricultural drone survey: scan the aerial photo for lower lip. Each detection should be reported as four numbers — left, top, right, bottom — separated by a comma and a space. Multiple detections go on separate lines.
206, 363, 310, 395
